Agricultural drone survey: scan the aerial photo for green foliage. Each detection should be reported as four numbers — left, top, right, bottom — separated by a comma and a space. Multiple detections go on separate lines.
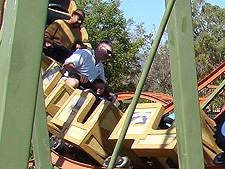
74, 0, 225, 111
29, 144, 34, 160
143, 40, 172, 95
192, 1, 225, 109
193, 1, 225, 79
28, 144, 34, 169
75, 0, 150, 92
142, 1, 225, 110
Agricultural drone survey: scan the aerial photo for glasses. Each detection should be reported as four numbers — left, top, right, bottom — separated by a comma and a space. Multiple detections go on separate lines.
102, 46, 112, 55
73, 12, 85, 22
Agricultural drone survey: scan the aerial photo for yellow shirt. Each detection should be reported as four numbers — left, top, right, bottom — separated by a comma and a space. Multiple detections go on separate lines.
45, 19, 87, 50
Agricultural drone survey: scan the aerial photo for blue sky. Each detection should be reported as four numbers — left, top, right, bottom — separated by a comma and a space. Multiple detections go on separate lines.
119, 0, 225, 34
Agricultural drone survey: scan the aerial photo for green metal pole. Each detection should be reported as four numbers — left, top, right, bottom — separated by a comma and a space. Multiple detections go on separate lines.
200, 79, 225, 110
167, 0, 205, 168
0, 0, 49, 168
107, 0, 175, 168
32, 74, 52, 169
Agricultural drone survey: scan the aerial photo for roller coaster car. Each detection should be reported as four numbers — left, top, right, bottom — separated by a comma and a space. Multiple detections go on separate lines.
40, 2, 225, 167
213, 109, 225, 166
41, 56, 224, 168
47, 0, 77, 26
41, 56, 127, 167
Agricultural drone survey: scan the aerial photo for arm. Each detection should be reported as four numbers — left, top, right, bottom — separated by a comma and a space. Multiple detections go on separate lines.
105, 83, 113, 93
44, 37, 54, 48
97, 63, 117, 102
63, 62, 79, 74
63, 62, 88, 83
105, 83, 117, 103
44, 22, 59, 48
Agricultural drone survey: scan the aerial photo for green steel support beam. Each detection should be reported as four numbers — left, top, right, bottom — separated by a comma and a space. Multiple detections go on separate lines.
32, 74, 52, 169
0, 0, 50, 168
167, 0, 205, 168
107, 0, 175, 168
200, 79, 225, 110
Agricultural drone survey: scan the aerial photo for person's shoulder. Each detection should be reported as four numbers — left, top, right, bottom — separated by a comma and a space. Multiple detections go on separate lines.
97, 61, 103, 66
75, 49, 93, 55
65, 49, 92, 63
46, 19, 63, 28
54, 19, 68, 25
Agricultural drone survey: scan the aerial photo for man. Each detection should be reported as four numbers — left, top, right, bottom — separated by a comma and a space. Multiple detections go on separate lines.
63, 41, 117, 102
43, 9, 87, 64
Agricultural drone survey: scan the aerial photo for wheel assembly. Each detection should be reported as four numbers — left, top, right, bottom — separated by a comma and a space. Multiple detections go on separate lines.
103, 156, 131, 168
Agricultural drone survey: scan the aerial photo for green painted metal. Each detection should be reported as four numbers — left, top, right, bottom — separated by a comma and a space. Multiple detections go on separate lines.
107, 0, 176, 168
122, 100, 132, 104
201, 79, 225, 110
167, 0, 205, 168
0, 0, 49, 168
0, 0, 216, 169
32, 74, 52, 169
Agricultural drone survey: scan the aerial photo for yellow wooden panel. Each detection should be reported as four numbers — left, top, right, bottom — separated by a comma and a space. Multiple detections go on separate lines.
138, 134, 176, 147
62, 100, 123, 165
41, 55, 54, 75
42, 59, 62, 96
66, 125, 87, 142
67, 0, 77, 14
45, 80, 74, 117
110, 103, 167, 140
51, 89, 96, 127
130, 109, 222, 167
46, 114, 61, 135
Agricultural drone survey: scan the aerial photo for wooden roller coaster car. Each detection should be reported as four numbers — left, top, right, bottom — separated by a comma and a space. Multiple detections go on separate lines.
1, 0, 224, 168
40, 55, 224, 169
37, 0, 225, 168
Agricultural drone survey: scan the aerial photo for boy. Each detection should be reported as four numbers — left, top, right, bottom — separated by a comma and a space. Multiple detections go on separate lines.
93, 79, 111, 101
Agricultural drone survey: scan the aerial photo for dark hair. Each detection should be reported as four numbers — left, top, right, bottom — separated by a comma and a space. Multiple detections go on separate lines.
72, 9, 85, 17
71, 41, 86, 51
75, 41, 85, 46
98, 40, 113, 47
93, 79, 105, 85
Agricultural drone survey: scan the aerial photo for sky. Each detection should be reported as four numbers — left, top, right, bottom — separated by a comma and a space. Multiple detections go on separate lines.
119, 0, 225, 34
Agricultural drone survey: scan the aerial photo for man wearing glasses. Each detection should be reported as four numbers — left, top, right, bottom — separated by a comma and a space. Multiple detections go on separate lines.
63, 41, 117, 102
43, 9, 87, 64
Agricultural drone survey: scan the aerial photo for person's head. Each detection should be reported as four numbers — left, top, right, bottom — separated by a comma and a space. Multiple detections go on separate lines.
72, 41, 86, 51
95, 41, 113, 63
69, 9, 85, 28
93, 79, 105, 96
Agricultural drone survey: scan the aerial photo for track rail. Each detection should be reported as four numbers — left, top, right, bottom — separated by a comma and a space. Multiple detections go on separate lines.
116, 61, 225, 115
164, 61, 225, 114
117, 92, 173, 106
50, 151, 105, 169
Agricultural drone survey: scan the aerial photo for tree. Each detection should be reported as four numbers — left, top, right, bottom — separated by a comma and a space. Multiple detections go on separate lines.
193, 1, 225, 80
140, 0, 225, 109
143, 1, 225, 109
135, 24, 172, 95
192, 0, 225, 109
75, 0, 225, 112
75, 0, 150, 92
143, 40, 172, 95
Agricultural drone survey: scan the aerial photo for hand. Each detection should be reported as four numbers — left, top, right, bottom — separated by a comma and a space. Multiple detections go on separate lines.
109, 92, 117, 103
45, 41, 53, 48
44, 38, 54, 48
79, 74, 89, 83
